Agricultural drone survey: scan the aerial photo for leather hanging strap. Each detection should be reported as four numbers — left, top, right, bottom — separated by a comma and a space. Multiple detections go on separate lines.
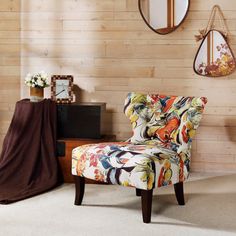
195, 5, 229, 42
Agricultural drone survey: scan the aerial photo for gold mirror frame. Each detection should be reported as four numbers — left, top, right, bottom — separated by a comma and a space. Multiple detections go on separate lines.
138, 0, 190, 35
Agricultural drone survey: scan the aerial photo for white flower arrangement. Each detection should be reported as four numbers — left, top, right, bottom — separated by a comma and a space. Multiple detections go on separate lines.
24, 71, 50, 88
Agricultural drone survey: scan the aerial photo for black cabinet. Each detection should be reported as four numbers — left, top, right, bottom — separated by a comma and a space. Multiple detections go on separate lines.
57, 103, 105, 139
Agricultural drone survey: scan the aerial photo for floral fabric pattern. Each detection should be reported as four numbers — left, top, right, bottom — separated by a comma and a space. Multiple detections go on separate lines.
72, 142, 186, 190
124, 93, 207, 154
72, 93, 207, 190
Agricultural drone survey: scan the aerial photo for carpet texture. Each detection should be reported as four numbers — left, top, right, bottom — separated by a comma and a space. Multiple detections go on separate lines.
0, 173, 236, 236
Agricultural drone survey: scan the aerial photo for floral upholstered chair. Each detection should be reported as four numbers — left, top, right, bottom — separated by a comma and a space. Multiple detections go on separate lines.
72, 92, 207, 223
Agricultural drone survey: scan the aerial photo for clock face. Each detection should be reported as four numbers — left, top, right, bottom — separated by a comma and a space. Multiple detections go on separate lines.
56, 79, 69, 99
51, 75, 73, 103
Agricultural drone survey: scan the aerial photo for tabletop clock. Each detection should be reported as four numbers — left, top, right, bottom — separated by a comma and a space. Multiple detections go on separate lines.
51, 75, 73, 103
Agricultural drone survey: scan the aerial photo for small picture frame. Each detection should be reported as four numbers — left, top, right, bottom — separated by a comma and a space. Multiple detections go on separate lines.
51, 75, 73, 103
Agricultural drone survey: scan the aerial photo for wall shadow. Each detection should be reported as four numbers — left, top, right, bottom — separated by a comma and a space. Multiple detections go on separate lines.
225, 118, 236, 142
73, 84, 83, 103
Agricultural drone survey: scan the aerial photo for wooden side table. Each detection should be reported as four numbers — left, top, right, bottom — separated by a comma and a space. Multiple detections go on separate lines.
57, 136, 115, 183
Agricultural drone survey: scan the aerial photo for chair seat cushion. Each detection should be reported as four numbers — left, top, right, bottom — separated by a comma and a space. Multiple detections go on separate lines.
72, 142, 189, 190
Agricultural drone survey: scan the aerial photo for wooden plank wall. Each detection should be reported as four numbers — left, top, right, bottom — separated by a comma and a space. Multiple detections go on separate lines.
20, 0, 236, 173
0, 0, 20, 149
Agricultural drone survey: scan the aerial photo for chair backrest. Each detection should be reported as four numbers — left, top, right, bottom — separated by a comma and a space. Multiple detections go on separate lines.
124, 92, 207, 154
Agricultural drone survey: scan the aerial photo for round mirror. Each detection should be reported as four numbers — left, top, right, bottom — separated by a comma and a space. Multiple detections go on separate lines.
138, 0, 190, 34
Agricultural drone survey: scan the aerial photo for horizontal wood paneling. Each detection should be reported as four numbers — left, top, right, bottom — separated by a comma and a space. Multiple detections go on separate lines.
20, 0, 236, 173
0, 0, 20, 151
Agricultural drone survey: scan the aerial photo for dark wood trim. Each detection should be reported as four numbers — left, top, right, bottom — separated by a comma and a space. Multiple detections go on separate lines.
174, 182, 185, 205
167, 0, 175, 28
207, 31, 211, 66
138, 0, 190, 35
156, 26, 178, 34
74, 176, 85, 205
141, 189, 153, 223
136, 188, 141, 196
172, 0, 175, 27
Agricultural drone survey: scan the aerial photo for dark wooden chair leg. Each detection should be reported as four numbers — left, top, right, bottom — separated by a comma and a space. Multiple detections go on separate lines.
174, 182, 185, 205
136, 188, 141, 196
141, 189, 153, 223
74, 176, 85, 205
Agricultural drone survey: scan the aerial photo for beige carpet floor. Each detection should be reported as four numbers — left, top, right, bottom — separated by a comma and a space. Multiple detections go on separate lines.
0, 173, 236, 236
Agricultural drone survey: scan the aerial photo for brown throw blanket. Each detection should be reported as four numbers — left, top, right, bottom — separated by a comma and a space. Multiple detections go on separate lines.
0, 99, 63, 204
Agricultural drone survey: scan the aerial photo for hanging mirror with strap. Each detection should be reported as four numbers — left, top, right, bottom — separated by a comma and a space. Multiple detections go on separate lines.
193, 5, 236, 77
